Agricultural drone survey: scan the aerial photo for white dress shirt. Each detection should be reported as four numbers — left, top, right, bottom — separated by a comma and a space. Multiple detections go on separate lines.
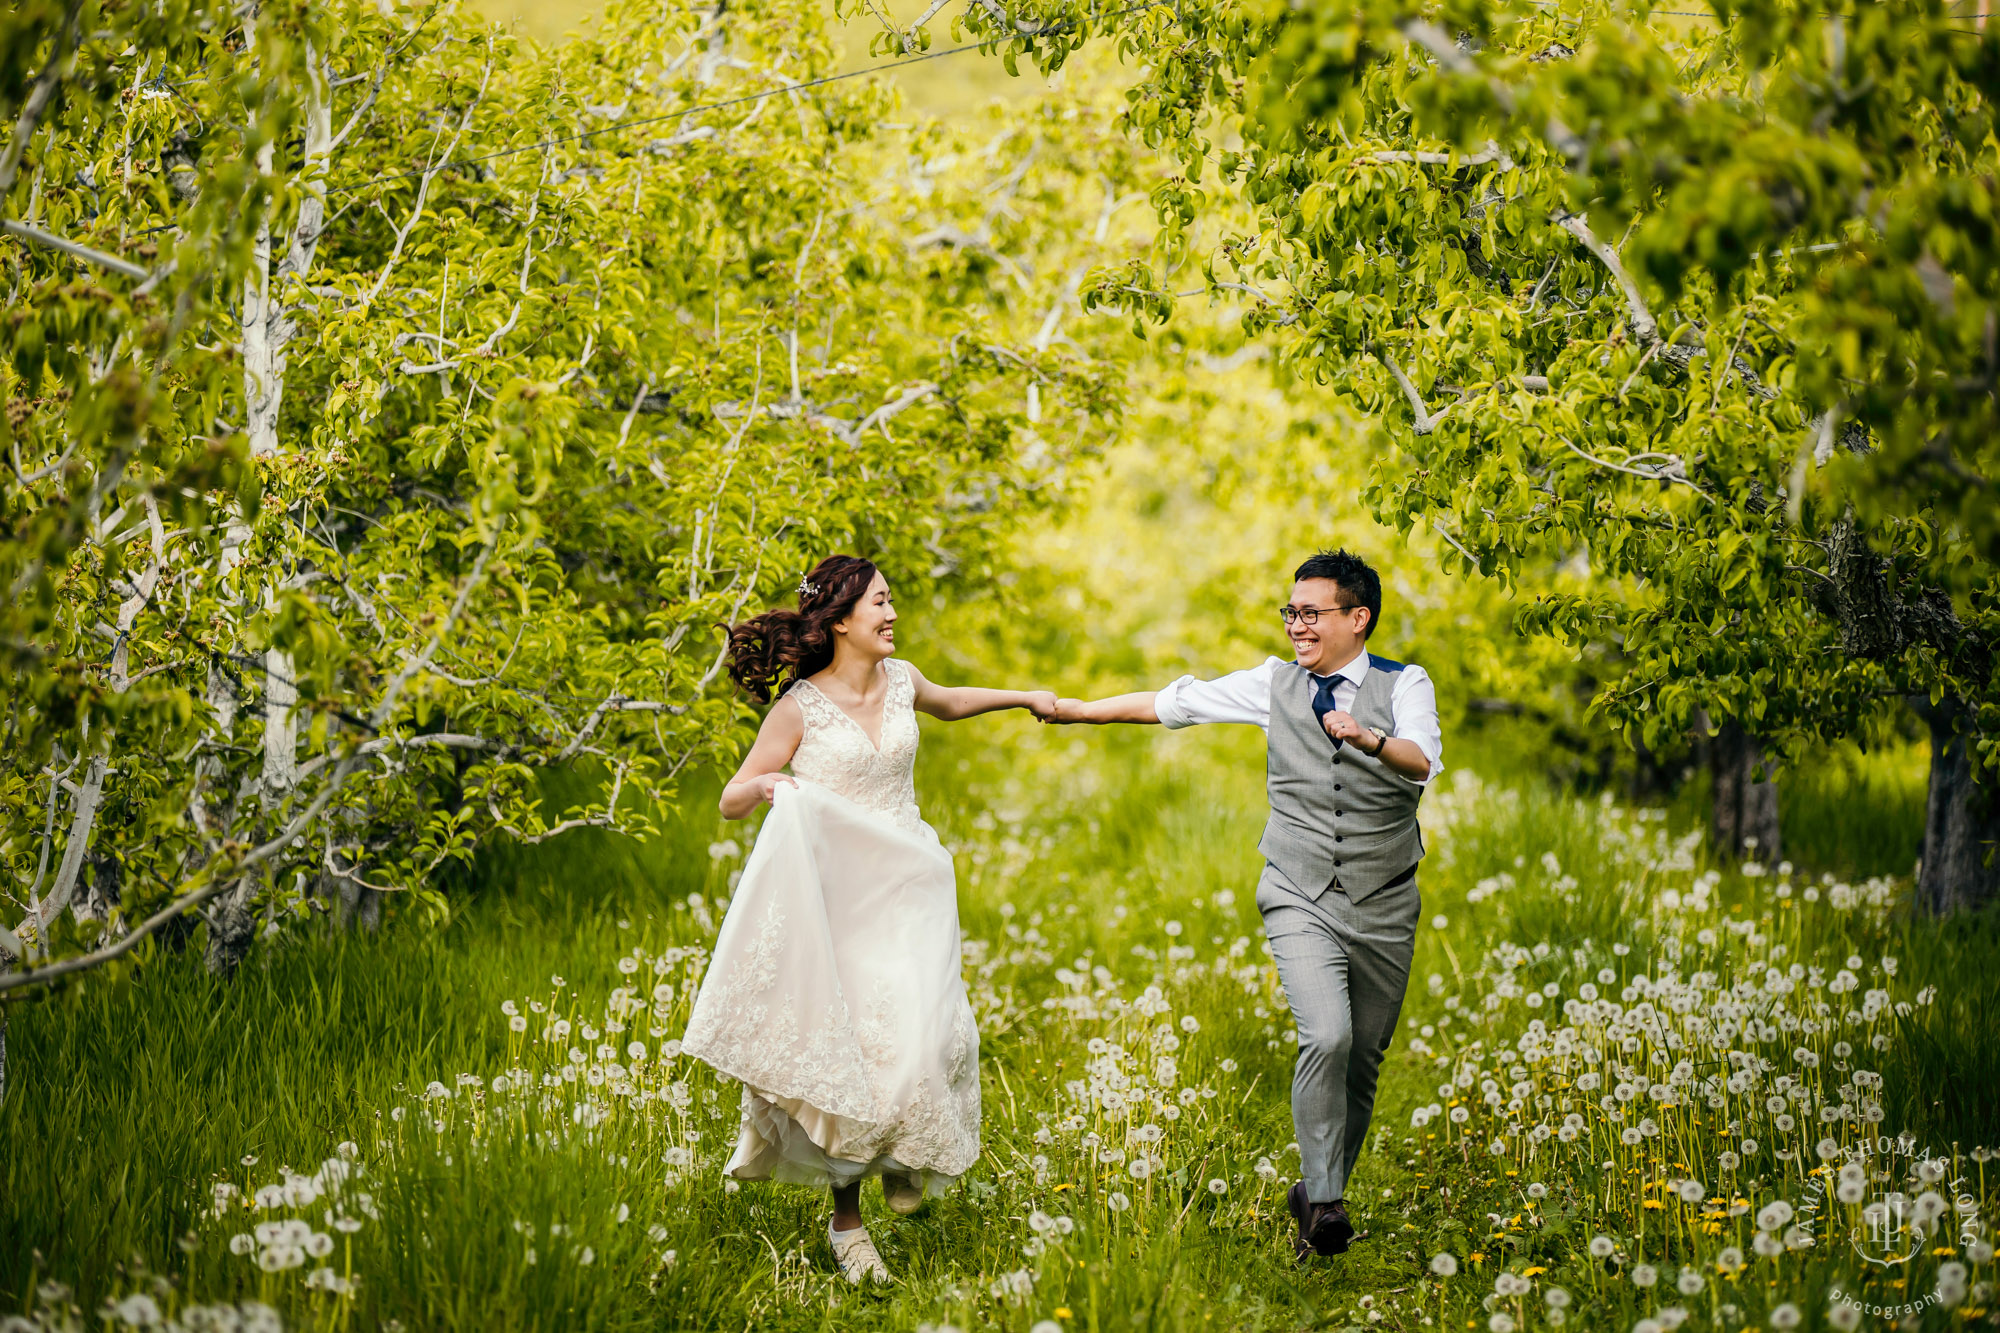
1154, 652, 1444, 781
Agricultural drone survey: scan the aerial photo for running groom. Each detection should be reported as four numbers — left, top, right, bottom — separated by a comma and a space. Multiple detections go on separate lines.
1050, 550, 1441, 1263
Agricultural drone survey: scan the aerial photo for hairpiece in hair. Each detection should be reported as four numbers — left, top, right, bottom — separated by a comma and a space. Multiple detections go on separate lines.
797, 577, 819, 598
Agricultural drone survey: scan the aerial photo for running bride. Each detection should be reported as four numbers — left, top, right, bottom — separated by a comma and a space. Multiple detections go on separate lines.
681, 554, 1056, 1285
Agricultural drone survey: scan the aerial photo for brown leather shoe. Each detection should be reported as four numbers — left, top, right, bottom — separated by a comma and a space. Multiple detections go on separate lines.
1287, 1184, 1356, 1259
1287, 1182, 1316, 1263
1315, 1199, 1355, 1255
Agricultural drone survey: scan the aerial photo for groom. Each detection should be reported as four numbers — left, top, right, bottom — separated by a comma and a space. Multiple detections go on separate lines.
1051, 550, 1441, 1262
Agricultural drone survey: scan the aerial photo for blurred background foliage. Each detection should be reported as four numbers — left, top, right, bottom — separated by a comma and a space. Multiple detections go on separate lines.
458, 0, 1939, 869
1, 3, 1977, 1325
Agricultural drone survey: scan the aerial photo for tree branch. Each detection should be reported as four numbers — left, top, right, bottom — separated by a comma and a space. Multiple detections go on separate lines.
1358, 141, 1515, 171
1430, 517, 1479, 566
1555, 211, 1657, 345
1557, 433, 1712, 500
1378, 351, 1453, 434
0, 218, 149, 280
0, 0, 84, 198
361, 48, 493, 311
1397, 19, 1517, 114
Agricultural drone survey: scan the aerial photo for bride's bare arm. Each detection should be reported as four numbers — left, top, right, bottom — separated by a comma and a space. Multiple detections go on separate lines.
719, 694, 805, 819
906, 662, 1057, 722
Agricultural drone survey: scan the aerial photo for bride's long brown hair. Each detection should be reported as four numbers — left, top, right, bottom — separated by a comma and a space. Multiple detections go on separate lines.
725, 555, 882, 703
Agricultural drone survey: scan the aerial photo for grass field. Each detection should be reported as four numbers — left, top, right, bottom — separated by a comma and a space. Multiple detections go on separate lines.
3, 721, 1996, 1332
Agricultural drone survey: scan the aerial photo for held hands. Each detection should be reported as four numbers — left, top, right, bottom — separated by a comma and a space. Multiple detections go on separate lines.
1035, 695, 1156, 724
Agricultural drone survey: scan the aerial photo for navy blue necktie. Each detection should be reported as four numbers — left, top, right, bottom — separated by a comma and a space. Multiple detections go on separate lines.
1311, 672, 1342, 745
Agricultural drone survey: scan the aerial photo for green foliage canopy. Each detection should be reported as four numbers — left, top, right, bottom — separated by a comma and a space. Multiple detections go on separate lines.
965, 0, 1999, 785
0, 0, 1145, 987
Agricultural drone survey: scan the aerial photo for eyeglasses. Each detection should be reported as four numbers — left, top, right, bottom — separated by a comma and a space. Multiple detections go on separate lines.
1280, 603, 1361, 626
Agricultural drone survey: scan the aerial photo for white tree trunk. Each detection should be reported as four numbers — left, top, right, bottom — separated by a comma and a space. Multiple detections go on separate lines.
236, 33, 333, 800
242, 207, 278, 456
262, 645, 298, 794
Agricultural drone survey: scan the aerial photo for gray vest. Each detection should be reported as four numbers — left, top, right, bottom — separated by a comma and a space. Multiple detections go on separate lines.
1258, 656, 1426, 901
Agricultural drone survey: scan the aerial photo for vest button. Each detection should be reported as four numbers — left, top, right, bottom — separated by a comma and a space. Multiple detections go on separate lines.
1334, 784, 1343, 791
1336, 810, 1345, 817
1335, 835, 1344, 843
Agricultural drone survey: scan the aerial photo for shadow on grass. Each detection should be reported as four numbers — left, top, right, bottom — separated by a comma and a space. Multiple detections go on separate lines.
1880, 902, 2000, 1146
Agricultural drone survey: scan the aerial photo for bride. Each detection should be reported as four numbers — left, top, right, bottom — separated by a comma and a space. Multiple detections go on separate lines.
681, 554, 1055, 1284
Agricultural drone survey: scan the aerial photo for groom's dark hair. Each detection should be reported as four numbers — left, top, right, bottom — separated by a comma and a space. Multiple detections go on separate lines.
1294, 550, 1381, 638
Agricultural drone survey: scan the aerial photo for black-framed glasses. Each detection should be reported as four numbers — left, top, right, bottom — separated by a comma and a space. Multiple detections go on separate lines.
1280, 603, 1361, 626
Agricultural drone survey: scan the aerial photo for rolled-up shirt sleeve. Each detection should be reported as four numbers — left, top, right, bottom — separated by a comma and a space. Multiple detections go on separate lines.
1391, 664, 1445, 782
1154, 657, 1283, 730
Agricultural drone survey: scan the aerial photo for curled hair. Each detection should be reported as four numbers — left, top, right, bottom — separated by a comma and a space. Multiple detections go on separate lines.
725, 555, 881, 702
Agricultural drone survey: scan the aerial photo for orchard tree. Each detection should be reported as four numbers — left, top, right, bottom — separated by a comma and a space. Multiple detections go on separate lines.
0, 0, 1150, 1088
958, 0, 2000, 904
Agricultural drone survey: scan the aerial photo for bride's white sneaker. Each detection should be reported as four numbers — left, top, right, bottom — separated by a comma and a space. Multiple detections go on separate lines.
829, 1223, 891, 1285
882, 1170, 925, 1215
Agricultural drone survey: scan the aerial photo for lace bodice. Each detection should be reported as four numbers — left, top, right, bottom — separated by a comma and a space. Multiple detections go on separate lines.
788, 659, 922, 832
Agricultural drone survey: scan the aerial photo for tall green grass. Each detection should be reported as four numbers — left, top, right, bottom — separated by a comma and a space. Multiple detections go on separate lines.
1, 724, 1988, 1332
1779, 741, 1929, 879
0, 786, 717, 1328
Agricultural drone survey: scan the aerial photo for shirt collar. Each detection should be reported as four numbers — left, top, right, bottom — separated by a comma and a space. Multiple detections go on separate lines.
1305, 649, 1369, 686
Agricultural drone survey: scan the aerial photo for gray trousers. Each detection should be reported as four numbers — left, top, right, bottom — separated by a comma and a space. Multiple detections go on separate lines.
1256, 863, 1419, 1204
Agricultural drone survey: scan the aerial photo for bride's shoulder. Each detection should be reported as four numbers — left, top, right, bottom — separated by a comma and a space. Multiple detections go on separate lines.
765, 687, 809, 726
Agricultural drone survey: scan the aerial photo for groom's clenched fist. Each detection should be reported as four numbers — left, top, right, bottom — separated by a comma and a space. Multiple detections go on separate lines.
1321, 709, 1367, 745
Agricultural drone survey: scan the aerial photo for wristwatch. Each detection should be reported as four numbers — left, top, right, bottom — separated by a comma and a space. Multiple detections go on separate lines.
1365, 726, 1389, 756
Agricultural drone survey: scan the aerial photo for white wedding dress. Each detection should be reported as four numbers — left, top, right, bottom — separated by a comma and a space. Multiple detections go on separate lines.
682, 659, 982, 1195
